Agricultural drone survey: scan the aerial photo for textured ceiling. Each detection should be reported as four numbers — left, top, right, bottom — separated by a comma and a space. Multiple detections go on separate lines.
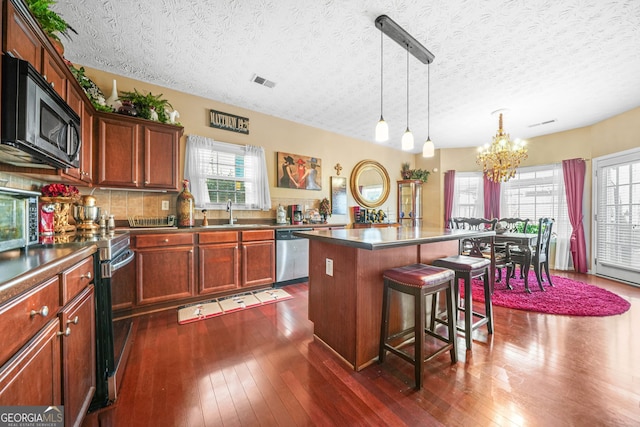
54, 0, 640, 153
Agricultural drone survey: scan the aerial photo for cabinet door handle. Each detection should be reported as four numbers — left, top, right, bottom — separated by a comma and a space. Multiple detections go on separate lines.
67, 316, 79, 325
81, 271, 92, 280
163, 239, 169, 243
145, 180, 149, 184
30, 306, 49, 318
58, 327, 72, 337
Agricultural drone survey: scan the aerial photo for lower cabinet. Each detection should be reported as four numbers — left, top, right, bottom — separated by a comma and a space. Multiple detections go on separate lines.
60, 286, 95, 427
198, 231, 240, 294
0, 253, 96, 427
134, 233, 195, 305
0, 318, 62, 406
241, 230, 276, 287
123, 229, 275, 315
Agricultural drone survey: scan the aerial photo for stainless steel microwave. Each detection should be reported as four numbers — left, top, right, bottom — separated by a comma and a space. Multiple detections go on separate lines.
1, 55, 81, 169
0, 186, 39, 252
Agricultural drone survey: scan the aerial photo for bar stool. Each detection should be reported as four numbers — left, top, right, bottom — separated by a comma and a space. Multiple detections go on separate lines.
379, 263, 457, 390
432, 255, 493, 351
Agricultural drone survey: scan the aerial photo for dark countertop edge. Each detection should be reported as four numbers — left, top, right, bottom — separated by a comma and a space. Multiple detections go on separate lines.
118, 223, 346, 233
293, 228, 496, 250
0, 245, 97, 306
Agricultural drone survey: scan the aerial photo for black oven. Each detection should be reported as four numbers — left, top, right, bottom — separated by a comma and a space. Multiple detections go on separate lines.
90, 232, 135, 410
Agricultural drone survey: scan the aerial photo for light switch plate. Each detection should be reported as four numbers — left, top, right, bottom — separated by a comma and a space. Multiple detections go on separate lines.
326, 258, 333, 276
161, 200, 169, 210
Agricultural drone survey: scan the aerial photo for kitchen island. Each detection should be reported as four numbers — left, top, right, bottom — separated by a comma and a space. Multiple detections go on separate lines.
294, 227, 495, 370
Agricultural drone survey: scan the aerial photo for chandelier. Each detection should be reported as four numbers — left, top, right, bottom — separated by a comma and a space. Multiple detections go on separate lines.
476, 113, 527, 182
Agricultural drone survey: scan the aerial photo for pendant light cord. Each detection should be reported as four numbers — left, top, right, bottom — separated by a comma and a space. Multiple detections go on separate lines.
406, 44, 409, 130
380, 27, 384, 116
427, 63, 430, 138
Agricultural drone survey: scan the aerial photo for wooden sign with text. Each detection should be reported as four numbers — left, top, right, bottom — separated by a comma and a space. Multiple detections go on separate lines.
209, 109, 250, 134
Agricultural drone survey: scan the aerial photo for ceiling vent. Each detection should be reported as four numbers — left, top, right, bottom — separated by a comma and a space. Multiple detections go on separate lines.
251, 74, 276, 88
528, 119, 557, 128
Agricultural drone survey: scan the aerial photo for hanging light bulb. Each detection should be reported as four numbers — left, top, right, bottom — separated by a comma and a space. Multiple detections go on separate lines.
401, 44, 414, 151
422, 62, 435, 158
375, 25, 389, 142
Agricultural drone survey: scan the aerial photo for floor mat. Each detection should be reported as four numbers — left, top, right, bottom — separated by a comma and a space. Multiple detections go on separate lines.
177, 288, 293, 324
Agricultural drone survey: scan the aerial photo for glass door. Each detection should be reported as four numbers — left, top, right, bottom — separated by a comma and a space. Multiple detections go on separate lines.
593, 148, 640, 285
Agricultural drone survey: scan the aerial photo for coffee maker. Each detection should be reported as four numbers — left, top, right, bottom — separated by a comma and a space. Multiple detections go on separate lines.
287, 204, 303, 225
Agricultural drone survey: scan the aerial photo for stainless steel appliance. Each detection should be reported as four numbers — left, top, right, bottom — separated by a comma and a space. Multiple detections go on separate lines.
275, 228, 311, 285
86, 231, 135, 410
0, 186, 39, 252
1, 55, 81, 169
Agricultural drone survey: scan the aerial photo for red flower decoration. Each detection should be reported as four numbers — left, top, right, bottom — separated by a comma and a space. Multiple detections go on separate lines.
41, 183, 80, 198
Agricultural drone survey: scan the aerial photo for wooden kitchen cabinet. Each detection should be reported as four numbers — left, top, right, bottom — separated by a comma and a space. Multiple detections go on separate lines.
96, 113, 183, 191
4, 0, 42, 70
0, 253, 96, 427
59, 286, 95, 427
198, 231, 240, 294
61, 82, 94, 184
134, 233, 195, 305
42, 48, 66, 99
241, 230, 276, 287
0, 318, 61, 406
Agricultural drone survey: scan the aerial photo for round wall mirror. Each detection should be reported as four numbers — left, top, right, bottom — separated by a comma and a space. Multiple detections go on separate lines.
350, 160, 390, 208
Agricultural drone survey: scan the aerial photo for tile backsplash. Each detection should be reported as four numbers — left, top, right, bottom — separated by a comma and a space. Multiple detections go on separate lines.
1, 172, 327, 224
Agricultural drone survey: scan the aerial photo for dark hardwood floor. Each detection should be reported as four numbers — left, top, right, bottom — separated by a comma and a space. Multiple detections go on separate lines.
84, 272, 640, 426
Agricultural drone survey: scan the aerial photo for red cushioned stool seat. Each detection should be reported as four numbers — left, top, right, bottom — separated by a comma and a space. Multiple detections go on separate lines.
432, 255, 493, 351
379, 263, 457, 390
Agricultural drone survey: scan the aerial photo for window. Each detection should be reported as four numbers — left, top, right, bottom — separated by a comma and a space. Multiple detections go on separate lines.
500, 166, 563, 220
452, 172, 484, 218
501, 164, 572, 269
185, 135, 271, 210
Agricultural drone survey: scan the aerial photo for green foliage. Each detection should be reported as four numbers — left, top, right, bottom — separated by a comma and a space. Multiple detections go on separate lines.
400, 163, 429, 182
119, 89, 173, 123
25, 0, 77, 41
68, 65, 112, 112
409, 169, 430, 183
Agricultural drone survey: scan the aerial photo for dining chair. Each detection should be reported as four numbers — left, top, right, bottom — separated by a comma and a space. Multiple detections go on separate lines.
497, 218, 529, 234
506, 217, 554, 293
452, 218, 511, 285
496, 218, 529, 279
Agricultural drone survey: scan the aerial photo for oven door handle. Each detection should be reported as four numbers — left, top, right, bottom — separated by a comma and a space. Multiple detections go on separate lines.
112, 249, 135, 272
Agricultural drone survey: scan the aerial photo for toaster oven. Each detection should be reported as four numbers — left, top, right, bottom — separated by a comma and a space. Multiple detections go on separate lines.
0, 186, 39, 252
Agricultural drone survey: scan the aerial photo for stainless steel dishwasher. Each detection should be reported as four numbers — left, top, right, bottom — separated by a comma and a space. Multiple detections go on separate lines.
275, 228, 312, 285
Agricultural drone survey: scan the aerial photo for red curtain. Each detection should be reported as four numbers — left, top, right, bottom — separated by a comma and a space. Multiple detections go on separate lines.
483, 175, 501, 219
562, 158, 588, 272
444, 170, 455, 228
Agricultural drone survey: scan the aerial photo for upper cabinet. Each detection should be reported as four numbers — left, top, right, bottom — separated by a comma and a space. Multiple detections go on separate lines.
4, 0, 42, 69
96, 112, 183, 191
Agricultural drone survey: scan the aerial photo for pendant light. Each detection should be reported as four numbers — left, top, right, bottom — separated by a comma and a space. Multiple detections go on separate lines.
401, 44, 414, 151
422, 62, 435, 157
375, 24, 389, 142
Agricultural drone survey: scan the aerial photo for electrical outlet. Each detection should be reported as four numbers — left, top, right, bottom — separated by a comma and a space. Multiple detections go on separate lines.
326, 258, 333, 276
161, 201, 169, 211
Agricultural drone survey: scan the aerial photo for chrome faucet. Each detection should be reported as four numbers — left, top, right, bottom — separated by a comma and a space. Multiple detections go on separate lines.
226, 200, 234, 225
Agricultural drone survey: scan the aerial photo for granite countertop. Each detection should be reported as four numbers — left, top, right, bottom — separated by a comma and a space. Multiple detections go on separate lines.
118, 223, 345, 233
0, 243, 97, 306
293, 227, 496, 250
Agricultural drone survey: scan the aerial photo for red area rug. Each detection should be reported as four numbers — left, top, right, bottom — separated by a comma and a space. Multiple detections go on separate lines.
465, 270, 631, 316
